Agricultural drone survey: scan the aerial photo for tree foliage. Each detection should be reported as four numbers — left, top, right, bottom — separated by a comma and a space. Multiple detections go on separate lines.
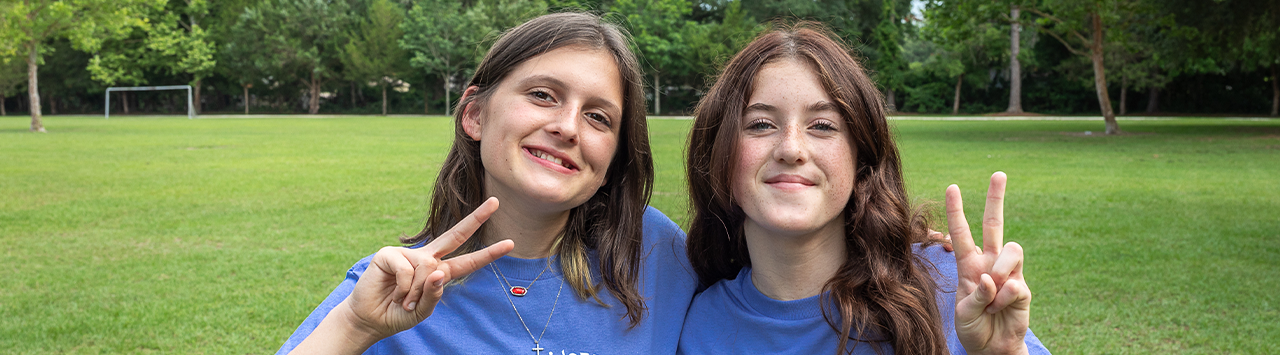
342, 0, 407, 115
2, 0, 1276, 120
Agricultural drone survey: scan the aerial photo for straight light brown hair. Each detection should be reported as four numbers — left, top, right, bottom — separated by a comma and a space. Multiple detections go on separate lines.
401, 12, 653, 327
686, 23, 947, 354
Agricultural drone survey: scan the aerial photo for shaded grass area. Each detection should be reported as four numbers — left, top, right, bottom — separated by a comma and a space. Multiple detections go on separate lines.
1, 115, 1277, 353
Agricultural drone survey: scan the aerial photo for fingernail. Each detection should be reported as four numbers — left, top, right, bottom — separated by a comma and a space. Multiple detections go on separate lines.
408, 302, 417, 311
433, 280, 444, 287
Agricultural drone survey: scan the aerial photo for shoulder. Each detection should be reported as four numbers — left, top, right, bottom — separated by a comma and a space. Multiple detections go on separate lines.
641, 206, 688, 255
344, 252, 377, 280
642, 206, 685, 241
912, 243, 957, 286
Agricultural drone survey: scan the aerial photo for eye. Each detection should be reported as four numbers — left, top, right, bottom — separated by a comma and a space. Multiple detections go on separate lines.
530, 90, 554, 102
586, 112, 612, 128
745, 119, 775, 131
810, 119, 839, 132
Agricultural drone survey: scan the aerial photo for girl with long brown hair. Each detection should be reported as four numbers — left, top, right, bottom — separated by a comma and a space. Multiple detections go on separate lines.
679, 25, 1049, 354
277, 12, 697, 354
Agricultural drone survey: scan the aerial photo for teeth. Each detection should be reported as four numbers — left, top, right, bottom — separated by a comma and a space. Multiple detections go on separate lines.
532, 149, 568, 168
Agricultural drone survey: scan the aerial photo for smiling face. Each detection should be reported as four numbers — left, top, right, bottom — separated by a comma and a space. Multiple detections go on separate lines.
732, 59, 856, 239
462, 46, 624, 213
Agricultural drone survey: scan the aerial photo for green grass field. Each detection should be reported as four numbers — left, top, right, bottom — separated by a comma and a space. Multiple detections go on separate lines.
2, 115, 1277, 354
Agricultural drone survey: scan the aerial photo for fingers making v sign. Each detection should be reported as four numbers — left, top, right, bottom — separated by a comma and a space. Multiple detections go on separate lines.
946, 172, 1033, 355
346, 197, 515, 338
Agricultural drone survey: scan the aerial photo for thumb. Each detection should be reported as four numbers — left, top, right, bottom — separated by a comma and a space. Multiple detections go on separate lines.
957, 273, 997, 325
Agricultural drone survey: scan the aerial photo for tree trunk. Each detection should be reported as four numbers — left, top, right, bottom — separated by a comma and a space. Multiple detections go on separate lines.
1, 94, 6, 116
1119, 77, 1128, 116
423, 75, 431, 115
351, 81, 358, 108
886, 88, 897, 112
653, 72, 661, 115
193, 78, 202, 114
243, 85, 250, 114
1271, 64, 1278, 117
1006, 5, 1023, 113
1146, 87, 1159, 113
953, 75, 963, 115
1089, 11, 1118, 135
48, 95, 57, 115
308, 71, 321, 114
444, 73, 451, 116
381, 83, 388, 116
27, 42, 44, 132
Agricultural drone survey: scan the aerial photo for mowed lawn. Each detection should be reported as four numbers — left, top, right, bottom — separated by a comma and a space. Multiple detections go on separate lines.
1, 115, 1277, 354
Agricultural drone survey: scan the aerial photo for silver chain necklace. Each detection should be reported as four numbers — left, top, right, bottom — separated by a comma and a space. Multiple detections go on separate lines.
489, 262, 564, 355
492, 257, 552, 297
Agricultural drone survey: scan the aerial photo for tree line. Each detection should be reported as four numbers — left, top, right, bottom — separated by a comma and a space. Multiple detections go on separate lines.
2, 0, 1276, 134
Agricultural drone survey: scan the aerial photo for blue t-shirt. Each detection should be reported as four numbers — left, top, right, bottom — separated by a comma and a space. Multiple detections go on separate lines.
277, 206, 697, 355
679, 244, 1050, 354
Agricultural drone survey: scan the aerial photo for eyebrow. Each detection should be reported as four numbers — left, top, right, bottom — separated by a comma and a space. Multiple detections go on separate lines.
744, 101, 838, 114
808, 101, 838, 113
518, 74, 623, 116
517, 75, 568, 91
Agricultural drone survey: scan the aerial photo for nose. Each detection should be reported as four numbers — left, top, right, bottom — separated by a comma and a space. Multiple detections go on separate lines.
773, 123, 807, 165
546, 107, 580, 144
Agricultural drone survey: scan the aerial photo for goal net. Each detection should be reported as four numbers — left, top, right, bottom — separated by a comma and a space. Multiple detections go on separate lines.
105, 85, 195, 119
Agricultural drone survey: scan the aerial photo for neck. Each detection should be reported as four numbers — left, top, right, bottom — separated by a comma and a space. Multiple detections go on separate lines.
743, 219, 847, 301
479, 193, 570, 260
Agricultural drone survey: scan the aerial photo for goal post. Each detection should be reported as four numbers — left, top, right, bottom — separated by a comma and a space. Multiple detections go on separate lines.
105, 85, 195, 119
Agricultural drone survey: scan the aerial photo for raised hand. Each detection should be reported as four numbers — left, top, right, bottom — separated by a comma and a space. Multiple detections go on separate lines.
289, 197, 514, 355
946, 172, 1032, 355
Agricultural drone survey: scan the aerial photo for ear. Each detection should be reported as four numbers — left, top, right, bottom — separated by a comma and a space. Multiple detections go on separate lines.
459, 86, 483, 141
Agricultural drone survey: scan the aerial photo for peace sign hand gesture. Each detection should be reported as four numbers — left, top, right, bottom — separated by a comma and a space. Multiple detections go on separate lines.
289, 197, 514, 355
946, 172, 1032, 355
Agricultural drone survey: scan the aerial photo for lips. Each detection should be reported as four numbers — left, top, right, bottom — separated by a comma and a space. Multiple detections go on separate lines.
525, 147, 578, 171
764, 174, 815, 190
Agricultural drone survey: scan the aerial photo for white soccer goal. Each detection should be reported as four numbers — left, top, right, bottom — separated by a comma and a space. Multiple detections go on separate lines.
105, 85, 195, 119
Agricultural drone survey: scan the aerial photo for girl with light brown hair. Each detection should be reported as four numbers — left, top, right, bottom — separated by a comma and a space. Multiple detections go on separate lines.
679, 24, 1050, 355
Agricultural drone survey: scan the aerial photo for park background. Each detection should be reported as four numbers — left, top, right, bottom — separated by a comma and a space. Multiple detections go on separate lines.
2, 0, 1279, 353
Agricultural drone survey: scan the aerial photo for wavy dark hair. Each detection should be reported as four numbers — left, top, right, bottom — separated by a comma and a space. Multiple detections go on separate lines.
685, 24, 946, 355
400, 12, 653, 327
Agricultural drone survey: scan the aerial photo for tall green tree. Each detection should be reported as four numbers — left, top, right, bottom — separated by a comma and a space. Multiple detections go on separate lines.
87, 0, 216, 114
400, 0, 472, 115
873, 0, 909, 111
615, 0, 691, 115
683, 0, 758, 83
400, 0, 545, 115
1021, 0, 1164, 134
1, 0, 158, 132
236, 0, 350, 114
1165, 0, 1279, 116
148, 0, 217, 114
342, 0, 407, 116
927, 0, 1032, 113
918, 9, 1006, 114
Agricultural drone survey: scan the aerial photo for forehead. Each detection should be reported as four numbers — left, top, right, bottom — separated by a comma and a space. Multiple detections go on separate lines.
748, 59, 832, 105
504, 46, 625, 109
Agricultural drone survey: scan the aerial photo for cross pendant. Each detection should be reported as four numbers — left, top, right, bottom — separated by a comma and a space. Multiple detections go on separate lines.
532, 343, 544, 355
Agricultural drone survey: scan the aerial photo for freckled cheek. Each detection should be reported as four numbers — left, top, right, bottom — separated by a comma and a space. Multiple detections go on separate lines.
821, 146, 857, 196
732, 142, 769, 199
